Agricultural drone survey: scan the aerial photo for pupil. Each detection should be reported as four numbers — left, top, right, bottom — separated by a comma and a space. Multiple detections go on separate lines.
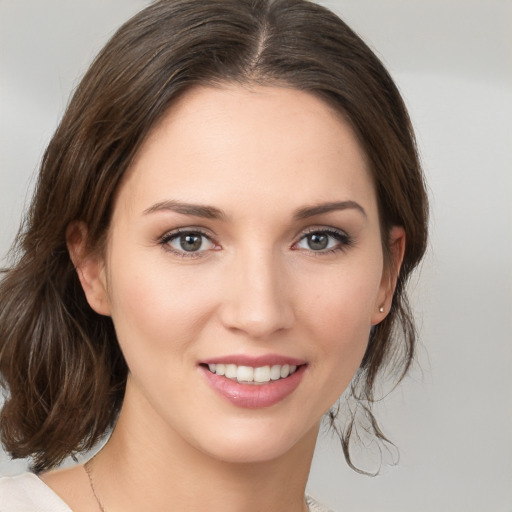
308, 233, 328, 250
180, 234, 202, 251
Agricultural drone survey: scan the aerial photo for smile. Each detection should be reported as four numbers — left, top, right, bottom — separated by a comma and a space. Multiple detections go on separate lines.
200, 358, 307, 409
206, 363, 298, 384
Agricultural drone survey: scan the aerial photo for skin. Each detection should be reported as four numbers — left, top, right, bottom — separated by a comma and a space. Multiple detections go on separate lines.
42, 85, 404, 512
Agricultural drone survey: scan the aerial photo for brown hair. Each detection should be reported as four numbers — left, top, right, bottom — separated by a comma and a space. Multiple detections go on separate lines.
0, 0, 428, 473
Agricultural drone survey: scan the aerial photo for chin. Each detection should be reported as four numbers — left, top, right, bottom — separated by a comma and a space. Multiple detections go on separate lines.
189, 417, 319, 465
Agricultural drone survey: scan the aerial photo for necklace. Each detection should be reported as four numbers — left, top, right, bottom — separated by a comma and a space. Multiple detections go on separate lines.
84, 459, 106, 512
84, 459, 311, 512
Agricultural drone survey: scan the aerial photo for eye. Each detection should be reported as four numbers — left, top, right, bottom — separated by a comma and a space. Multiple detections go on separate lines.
295, 229, 352, 253
161, 230, 216, 255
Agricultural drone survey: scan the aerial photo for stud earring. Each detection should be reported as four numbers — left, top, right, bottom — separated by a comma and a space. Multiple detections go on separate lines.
379, 306, 384, 313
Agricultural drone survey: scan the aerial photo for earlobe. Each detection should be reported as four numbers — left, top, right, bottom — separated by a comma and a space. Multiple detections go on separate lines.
66, 221, 111, 316
371, 226, 406, 325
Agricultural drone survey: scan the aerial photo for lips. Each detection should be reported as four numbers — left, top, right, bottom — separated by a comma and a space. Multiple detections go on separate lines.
199, 355, 307, 409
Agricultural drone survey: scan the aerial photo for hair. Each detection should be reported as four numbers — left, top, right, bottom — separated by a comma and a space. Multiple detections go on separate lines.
0, 0, 428, 473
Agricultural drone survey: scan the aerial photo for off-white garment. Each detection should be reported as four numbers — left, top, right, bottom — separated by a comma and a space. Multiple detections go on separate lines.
0, 473, 334, 512
0, 473, 70, 511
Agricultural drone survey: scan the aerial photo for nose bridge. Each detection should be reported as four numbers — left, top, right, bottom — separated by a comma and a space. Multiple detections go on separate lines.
220, 243, 294, 338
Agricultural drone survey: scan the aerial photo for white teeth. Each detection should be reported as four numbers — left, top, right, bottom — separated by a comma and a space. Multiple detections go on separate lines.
270, 365, 281, 380
253, 366, 270, 383
225, 364, 237, 379
236, 365, 254, 382
207, 363, 299, 383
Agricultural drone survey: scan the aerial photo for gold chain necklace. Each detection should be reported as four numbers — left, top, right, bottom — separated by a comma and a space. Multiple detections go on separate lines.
84, 459, 106, 512
84, 459, 311, 512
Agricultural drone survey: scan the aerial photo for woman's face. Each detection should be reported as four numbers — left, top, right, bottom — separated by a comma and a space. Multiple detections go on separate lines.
79, 85, 402, 464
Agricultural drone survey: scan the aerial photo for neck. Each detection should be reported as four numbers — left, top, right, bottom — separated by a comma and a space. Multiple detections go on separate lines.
90, 379, 318, 512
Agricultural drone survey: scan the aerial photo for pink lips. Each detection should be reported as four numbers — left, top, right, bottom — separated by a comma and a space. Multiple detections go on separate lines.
200, 355, 307, 409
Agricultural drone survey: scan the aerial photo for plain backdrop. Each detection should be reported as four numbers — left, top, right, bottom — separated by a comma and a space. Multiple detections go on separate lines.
1, 1, 511, 511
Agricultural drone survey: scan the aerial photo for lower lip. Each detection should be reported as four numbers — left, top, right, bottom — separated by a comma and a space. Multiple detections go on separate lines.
201, 365, 306, 409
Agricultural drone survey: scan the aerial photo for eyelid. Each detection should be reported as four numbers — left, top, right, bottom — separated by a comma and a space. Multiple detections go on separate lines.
157, 225, 353, 257
298, 225, 348, 236
292, 226, 353, 252
159, 227, 220, 257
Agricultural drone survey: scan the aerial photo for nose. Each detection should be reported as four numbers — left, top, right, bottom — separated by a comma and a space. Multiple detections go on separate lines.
218, 248, 295, 339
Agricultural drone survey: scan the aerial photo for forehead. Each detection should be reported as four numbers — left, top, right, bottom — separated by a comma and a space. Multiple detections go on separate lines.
117, 84, 377, 219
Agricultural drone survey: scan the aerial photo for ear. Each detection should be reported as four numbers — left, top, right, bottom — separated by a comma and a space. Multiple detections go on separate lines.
66, 221, 111, 316
371, 226, 406, 325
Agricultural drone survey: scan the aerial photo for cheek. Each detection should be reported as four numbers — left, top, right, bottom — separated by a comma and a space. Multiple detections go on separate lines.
301, 258, 383, 333
106, 253, 218, 361
298, 259, 383, 389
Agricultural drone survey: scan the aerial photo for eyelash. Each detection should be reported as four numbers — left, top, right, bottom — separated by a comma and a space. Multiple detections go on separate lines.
159, 228, 218, 258
293, 227, 354, 255
158, 227, 354, 258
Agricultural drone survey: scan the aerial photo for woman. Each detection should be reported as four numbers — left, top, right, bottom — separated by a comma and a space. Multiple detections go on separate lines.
0, 0, 428, 510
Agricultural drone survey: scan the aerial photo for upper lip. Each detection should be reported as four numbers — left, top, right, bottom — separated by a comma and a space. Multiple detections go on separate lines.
200, 354, 306, 367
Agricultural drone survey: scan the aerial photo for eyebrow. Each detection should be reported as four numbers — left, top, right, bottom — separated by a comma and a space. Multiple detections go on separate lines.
143, 200, 226, 220
293, 200, 367, 220
143, 199, 366, 221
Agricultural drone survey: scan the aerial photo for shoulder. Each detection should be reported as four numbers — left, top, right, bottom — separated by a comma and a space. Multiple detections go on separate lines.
0, 473, 71, 512
306, 494, 337, 512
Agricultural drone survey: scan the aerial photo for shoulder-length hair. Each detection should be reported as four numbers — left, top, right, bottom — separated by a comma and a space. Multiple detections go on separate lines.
0, 0, 428, 473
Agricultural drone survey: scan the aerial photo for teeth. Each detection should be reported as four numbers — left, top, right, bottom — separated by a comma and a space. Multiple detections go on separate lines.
206, 363, 299, 383
253, 366, 270, 383
269, 365, 281, 380
225, 364, 237, 379
237, 365, 254, 382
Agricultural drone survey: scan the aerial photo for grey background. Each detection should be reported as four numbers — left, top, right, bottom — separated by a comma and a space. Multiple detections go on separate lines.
1, 1, 511, 511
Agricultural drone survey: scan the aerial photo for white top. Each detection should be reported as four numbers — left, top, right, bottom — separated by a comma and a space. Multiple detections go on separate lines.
0, 473, 334, 512
0, 473, 70, 511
